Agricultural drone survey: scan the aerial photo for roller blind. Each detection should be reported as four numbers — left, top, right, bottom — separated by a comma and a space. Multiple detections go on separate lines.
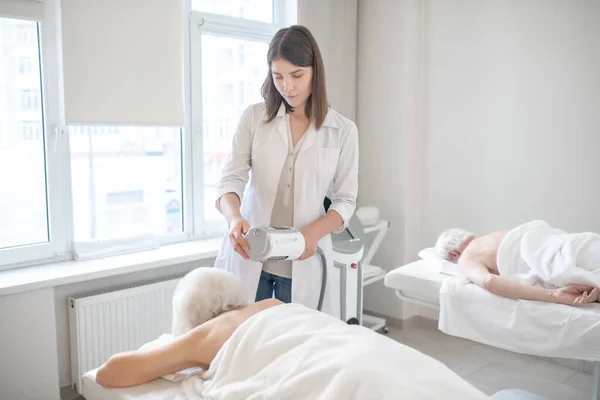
0, 0, 44, 21
61, 0, 184, 126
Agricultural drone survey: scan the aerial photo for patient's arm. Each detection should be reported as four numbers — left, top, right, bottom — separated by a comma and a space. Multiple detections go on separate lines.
458, 259, 598, 306
95, 330, 208, 388
96, 298, 283, 388
459, 259, 554, 302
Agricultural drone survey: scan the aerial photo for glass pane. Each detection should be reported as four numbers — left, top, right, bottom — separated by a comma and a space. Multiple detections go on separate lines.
200, 35, 268, 224
192, 0, 273, 23
0, 17, 49, 249
69, 127, 183, 241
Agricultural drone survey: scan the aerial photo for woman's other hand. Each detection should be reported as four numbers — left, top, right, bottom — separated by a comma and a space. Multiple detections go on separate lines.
229, 216, 250, 259
298, 226, 320, 261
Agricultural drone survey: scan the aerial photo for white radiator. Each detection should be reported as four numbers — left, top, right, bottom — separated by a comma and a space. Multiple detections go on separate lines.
68, 277, 180, 393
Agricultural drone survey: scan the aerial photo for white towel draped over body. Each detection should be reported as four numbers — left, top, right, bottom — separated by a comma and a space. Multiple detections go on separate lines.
199, 303, 489, 400
496, 220, 600, 288
98, 303, 489, 399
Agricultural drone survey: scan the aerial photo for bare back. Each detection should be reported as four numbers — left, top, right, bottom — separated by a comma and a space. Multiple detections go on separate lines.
96, 299, 283, 388
190, 298, 284, 365
459, 230, 510, 274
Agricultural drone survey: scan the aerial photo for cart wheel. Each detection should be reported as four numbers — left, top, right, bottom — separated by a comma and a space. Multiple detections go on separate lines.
381, 327, 389, 334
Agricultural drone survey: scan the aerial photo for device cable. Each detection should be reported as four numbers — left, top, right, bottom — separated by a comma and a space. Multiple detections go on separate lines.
316, 247, 327, 312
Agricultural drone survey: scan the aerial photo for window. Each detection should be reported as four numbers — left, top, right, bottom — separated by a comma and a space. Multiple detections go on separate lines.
0, 17, 50, 259
16, 22, 36, 45
190, 2, 292, 234
0, 1, 296, 270
192, 0, 274, 23
21, 121, 42, 140
18, 57, 33, 74
68, 126, 183, 242
21, 89, 40, 110
199, 36, 268, 224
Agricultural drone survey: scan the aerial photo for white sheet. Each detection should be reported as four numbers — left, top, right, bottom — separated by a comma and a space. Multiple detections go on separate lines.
384, 259, 449, 305
200, 303, 489, 399
81, 334, 206, 400
82, 303, 491, 400
82, 369, 183, 400
497, 220, 600, 288
439, 277, 600, 361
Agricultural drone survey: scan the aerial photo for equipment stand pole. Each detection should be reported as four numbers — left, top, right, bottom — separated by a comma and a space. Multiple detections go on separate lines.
593, 361, 600, 400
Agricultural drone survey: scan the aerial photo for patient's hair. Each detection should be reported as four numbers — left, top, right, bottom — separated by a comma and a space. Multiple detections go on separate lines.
434, 228, 474, 260
171, 267, 248, 336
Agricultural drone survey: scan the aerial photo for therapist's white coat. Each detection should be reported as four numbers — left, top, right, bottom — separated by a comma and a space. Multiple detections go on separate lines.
214, 102, 359, 317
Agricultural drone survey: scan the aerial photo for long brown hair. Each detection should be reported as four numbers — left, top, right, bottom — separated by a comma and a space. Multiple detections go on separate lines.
261, 25, 328, 130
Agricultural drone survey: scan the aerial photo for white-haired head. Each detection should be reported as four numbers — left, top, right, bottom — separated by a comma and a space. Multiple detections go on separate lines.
171, 267, 248, 336
434, 228, 475, 263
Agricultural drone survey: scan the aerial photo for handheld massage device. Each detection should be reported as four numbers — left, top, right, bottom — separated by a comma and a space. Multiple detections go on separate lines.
244, 226, 327, 311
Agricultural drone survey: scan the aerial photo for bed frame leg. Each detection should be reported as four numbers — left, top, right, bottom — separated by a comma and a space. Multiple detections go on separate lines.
593, 361, 600, 400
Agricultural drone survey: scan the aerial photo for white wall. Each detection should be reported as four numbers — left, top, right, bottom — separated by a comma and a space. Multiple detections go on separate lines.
357, 0, 600, 319
357, 0, 431, 319
0, 288, 60, 400
424, 0, 600, 242
298, 0, 358, 121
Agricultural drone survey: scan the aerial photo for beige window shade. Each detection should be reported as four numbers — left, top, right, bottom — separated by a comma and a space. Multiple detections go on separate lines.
0, 0, 44, 21
61, 0, 184, 126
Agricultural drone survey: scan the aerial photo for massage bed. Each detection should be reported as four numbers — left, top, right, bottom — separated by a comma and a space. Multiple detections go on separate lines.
385, 252, 600, 400
81, 372, 181, 400
79, 302, 492, 400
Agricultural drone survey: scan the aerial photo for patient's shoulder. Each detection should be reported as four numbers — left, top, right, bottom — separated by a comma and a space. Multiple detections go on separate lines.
488, 229, 510, 239
468, 230, 508, 250
461, 232, 507, 272
258, 298, 284, 307
215, 299, 282, 325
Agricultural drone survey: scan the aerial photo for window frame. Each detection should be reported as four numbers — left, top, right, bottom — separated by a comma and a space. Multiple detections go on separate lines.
0, 4, 73, 270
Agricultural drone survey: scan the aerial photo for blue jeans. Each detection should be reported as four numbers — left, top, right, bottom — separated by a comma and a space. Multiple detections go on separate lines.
255, 270, 292, 303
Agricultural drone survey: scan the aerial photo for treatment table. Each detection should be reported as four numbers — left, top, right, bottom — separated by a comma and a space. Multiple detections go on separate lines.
385, 257, 600, 400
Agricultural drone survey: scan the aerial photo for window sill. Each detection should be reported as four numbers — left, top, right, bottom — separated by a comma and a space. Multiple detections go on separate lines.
0, 237, 223, 296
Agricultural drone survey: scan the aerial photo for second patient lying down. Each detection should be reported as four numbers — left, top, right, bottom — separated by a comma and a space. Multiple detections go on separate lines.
434, 220, 600, 306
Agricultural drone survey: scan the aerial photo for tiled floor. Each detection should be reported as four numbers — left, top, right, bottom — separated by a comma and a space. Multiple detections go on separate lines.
387, 318, 594, 400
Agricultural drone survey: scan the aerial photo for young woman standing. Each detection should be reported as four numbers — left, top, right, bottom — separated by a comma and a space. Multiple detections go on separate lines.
214, 25, 359, 316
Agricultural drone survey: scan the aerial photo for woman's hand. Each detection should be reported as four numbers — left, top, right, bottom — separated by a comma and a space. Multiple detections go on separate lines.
299, 226, 320, 261
552, 285, 599, 306
297, 212, 344, 261
229, 216, 250, 259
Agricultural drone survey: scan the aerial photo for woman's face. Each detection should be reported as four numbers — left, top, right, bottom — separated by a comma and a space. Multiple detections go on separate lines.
271, 58, 313, 111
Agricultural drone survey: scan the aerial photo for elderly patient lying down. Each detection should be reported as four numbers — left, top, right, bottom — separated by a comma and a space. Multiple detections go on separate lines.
95, 268, 490, 399
434, 220, 600, 306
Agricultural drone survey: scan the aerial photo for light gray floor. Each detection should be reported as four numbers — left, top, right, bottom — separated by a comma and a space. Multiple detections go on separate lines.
62, 318, 594, 400
388, 318, 593, 400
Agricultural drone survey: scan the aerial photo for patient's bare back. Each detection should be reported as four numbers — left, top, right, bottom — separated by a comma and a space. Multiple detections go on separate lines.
187, 298, 284, 366
96, 299, 284, 389
460, 230, 510, 274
